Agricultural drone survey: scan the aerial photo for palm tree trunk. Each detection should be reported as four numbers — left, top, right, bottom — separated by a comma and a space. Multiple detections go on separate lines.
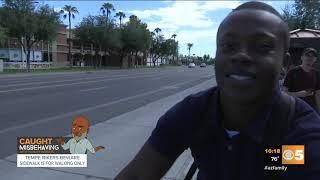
106, 11, 109, 25
68, 12, 72, 67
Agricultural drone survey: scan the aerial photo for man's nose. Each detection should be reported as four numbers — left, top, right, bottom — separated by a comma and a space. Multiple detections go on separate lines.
230, 51, 254, 65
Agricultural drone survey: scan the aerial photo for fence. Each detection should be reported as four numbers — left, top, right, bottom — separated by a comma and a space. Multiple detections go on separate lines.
3, 62, 53, 69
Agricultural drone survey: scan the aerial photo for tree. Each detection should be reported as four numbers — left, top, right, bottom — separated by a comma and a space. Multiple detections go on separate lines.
187, 43, 193, 60
115, 11, 125, 28
74, 15, 121, 68
0, 8, 7, 46
121, 15, 152, 68
171, 34, 177, 40
154, 27, 161, 35
100, 3, 115, 25
149, 28, 164, 67
282, 0, 320, 30
203, 54, 210, 62
60, 5, 78, 66
1, 0, 60, 71
171, 34, 177, 64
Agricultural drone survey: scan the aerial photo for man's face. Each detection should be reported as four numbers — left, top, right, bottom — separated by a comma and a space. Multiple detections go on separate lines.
301, 52, 317, 68
215, 10, 286, 103
72, 118, 89, 141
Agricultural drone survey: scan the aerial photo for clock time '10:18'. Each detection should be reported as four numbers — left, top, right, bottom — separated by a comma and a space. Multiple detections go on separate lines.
265, 149, 280, 154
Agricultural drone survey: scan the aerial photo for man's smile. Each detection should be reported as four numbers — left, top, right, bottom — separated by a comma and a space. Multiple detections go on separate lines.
227, 74, 256, 80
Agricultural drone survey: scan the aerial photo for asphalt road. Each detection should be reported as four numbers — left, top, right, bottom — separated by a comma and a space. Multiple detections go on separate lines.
0, 66, 215, 159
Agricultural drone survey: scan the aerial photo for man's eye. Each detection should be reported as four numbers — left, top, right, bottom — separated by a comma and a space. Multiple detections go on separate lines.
221, 43, 236, 52
257, 43, 274, 52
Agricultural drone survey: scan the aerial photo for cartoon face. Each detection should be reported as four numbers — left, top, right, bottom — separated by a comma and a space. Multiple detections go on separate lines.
72, 115, 89, 139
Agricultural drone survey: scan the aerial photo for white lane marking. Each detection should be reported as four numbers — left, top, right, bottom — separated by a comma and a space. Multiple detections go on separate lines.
0, 79, 197, 134
0, 73, 147, 88
150, 77, 164, 81
0, 69, 182, 87
0, 74, 159, 93
162, 86, 179, 89
79, 86, 112, 92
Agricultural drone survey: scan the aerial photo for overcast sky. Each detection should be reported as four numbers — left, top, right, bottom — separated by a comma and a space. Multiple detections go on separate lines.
44, 1, 293, 57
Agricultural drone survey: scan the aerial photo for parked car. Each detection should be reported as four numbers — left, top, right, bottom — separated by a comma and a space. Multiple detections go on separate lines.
188, 63, 196, 68
200, 63, 206, 67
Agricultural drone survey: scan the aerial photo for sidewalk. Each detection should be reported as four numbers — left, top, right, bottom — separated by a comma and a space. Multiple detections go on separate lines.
0, 79, 216, 180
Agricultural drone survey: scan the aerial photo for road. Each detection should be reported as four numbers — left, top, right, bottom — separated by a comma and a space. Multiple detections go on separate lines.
0, 66, 215, 159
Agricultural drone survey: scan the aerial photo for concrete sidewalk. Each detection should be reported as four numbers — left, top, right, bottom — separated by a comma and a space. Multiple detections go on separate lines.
0, 79, 215, 180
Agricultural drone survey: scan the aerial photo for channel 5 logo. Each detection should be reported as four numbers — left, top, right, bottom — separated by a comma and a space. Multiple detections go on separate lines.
282, 145, 304, 165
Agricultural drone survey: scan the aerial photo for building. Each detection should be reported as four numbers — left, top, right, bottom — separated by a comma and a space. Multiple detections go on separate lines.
0, 24, 147, 69
0, 24, 68, 69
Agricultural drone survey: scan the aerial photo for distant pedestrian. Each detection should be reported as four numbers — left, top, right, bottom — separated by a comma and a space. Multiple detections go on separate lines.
283, 48, 320, 113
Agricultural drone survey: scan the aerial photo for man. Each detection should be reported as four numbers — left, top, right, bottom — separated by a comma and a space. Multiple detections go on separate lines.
283, 48, 320, 113
56, 115, 105, 154
115, 2, 320, 180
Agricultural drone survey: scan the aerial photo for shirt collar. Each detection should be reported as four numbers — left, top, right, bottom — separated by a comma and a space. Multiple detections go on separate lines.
211, 86, 282, 143
73, 137, 86, 144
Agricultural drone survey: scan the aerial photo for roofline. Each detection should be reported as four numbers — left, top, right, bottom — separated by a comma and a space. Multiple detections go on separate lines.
290, 28, 320, 34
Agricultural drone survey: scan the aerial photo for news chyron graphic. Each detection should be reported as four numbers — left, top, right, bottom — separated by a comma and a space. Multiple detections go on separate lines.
17, 115, 105, 167
264, 145, 304, 172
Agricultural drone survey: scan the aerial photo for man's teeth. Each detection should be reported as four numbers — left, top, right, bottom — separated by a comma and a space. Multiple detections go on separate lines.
229, 74, 254, 80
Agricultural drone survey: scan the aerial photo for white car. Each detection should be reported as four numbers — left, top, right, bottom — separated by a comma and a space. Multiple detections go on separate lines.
200, 63, 206, 67
188, 63, 196, 68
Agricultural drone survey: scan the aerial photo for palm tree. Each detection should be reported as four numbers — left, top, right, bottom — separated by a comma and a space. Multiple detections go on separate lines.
100, 3, 115, 24
60, 5, 79, 66
154, 28, 162, 44
115, 11, 126, 28
154, 27, 161, 35
187, 43, 193, 59
171, 34, 177, 64
171, 34, 177, 40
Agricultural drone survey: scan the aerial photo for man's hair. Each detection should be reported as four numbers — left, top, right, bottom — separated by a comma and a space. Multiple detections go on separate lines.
234, 1, 283, 19
218, 1, 290, 52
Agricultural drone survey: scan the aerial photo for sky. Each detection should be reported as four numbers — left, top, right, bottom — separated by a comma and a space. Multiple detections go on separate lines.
41, 0, 293, 58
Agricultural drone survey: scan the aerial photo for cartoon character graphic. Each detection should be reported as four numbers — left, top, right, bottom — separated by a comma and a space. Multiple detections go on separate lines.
56, 115, 105, 154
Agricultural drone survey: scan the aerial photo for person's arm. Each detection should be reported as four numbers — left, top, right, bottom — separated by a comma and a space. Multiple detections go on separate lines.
114, 142, 175, 180
115, 95, 194, 180
60, 138, 71, 150
282, 87, 313, 98
84, 139, 105, 153
282, 70, 313, 97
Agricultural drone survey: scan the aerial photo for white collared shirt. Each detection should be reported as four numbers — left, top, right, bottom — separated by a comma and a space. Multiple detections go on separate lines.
61, 138, 95, 154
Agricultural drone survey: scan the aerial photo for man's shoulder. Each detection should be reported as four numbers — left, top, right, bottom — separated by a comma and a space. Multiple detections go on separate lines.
186, 86, 217, 102
288, 97, 320, 141
311, 68, 320, 75
172, 86, 217, 114
288, 66, 302, 74
156, 86, 217, 131
68, 138, 76, 142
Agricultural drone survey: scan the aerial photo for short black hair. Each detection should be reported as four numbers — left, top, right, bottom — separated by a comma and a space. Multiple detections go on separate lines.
234, 1, 283, 19
218, 1, 290, 52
